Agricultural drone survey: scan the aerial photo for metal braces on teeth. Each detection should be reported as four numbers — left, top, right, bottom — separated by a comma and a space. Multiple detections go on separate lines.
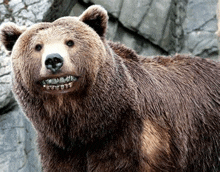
42, 76, 77, 85
42, 76, 76, 90
43, 82, 73, 90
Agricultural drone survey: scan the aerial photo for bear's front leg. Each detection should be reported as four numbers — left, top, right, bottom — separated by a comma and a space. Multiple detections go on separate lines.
37, 134, 87, 172
87, 152, 141, 172
87, 136, 142, 172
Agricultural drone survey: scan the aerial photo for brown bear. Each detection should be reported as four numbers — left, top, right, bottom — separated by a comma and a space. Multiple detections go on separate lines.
0, 5, 220, 172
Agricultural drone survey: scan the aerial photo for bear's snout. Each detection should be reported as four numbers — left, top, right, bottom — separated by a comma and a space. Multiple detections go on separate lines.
45, 53, 63, 73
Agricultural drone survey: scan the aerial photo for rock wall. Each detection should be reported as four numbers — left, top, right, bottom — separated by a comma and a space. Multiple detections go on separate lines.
70, 0, 219, 59
0, 0, 219, 171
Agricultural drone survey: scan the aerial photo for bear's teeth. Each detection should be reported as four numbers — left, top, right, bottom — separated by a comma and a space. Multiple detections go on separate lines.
51, 79, 57, 84
65, 76, 70, 82
47, 79, 52, 84
61, 85, 64, 90
55, 86, 59, 90
64, 83, 69, 89
68, 82, 73, 88
42, 82, 74, 90
59, 77, 65, 84
41, 75, 76, 90
46, 85, 50, 90
70, 76, 77, 82
42, 81, 46, 85
42, 75, 77, 85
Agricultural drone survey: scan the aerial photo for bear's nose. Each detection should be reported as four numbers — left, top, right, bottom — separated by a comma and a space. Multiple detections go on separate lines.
45, 53, 63, 73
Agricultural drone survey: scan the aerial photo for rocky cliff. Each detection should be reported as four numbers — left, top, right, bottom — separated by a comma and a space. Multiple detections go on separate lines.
0, 0, 219, 171
71, 0, 218, 59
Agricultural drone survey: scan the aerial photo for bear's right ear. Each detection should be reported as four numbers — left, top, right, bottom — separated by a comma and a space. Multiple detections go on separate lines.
79, 5, 108, 39
0, 22, 26, 51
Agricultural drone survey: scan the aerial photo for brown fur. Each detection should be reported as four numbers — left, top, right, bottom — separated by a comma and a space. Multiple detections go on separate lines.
141, 120, 170, 170
0, 5, 220, 172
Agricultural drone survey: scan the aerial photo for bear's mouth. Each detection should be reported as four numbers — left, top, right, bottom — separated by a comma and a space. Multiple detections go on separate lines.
40, 75, 78, 91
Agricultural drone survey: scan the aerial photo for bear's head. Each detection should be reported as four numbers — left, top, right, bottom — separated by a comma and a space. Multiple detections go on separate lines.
0, 5, 108, 97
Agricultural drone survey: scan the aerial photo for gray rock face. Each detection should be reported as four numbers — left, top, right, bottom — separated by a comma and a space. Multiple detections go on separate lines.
80, 0, 218, 59
90, 0, 123, 18
0, 45, 14, 112
0, 106, 41, 172
186, 31, 218, 58
184, 0, 217, 33
182, 0, 218, 59
119, 0, 152, 30
137, 0, 172, 46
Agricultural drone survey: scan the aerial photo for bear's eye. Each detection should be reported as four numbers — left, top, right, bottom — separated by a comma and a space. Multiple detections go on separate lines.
35, 44, 43, 51
66, 40, 74, 47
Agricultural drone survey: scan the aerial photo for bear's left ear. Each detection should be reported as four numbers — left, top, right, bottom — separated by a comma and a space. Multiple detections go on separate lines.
79, 5, 108, 39
0, 22, 26, 51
